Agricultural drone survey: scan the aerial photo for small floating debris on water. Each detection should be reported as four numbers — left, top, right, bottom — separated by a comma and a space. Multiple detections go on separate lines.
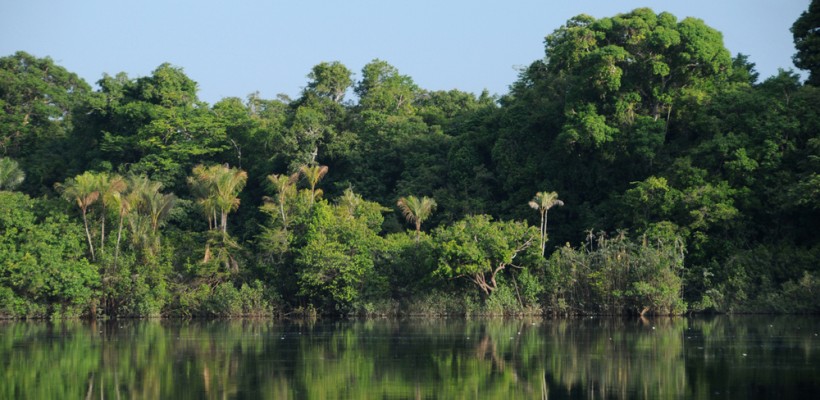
742, 353, 747, 357
652, 326, 656, 330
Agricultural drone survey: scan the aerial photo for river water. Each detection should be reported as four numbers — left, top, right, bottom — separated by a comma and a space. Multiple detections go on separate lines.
1, 316, 818, 399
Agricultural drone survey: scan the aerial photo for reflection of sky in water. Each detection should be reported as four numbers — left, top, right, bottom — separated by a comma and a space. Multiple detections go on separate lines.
1, 316, 818, 399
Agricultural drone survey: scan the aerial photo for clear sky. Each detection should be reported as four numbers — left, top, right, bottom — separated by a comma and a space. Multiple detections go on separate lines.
0, 0, 811, 105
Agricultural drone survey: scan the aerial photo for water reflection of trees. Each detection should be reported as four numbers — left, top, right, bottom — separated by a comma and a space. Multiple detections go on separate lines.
1, 317, 818, 399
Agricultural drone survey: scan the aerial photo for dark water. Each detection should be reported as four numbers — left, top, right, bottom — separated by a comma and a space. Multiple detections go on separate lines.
1, 316, 818, 399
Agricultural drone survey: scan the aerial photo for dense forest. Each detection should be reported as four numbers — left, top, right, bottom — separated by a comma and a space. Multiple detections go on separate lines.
1, 5, 818, 318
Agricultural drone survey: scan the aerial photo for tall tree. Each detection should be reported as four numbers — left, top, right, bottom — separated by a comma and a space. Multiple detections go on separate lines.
434, 215, 537, 296
126, 175, 176, 257
355, 59, 419, 115
190, 164, 247, 233
96, 173, 126, 254
299, 164, 329, 208
85, 63, 229, 190
109, 190, 130, 270
56, 172, 101, 261
529, 191, 564, 256
0, 52, 90, 192
792, 0, 820, 85
264, 172, 299, 232
397, 195, 437, 240
305, 61, 353, 103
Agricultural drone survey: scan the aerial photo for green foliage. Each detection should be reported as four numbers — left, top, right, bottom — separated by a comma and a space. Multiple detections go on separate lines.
0, 157, 24, 190
792, 0, 820, 85
293, 198, 385, 314
396, 195, 437, 237
433, 215, 539, 298
187, 281, 275, 317
305, 61, 353, 103
0, 52, 91, 193
547, 229, 687, 315
0, 192, 98, 318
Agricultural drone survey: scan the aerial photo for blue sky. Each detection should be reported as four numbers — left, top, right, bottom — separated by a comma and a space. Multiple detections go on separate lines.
0, 0, 811, 104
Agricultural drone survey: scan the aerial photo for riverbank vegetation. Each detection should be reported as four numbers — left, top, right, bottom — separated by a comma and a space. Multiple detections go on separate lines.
1, 5, 818, 318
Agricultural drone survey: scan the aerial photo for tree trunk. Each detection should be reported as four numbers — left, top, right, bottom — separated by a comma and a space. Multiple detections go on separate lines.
541, 210, 549, 256
279, 201, 288, 233
114, 213, 124, 271
540, 210, 546, 256
82, 209, 95, 261
100, 208, 106, 255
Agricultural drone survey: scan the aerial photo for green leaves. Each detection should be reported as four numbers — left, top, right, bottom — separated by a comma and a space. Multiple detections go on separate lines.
0, 192, 98, 317
397, 195, 437, 237
0, 157, 24, 191
791, 0, 820, 85
433, 215, 538, 296
294, 198, 385, 312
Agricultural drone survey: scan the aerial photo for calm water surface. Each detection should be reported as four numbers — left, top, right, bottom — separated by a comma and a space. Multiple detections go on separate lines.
1, 316, 818, 399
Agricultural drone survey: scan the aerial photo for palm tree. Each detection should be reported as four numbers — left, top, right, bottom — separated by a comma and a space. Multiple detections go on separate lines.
337, 188, 363, 218
265, 172, 299, 231
189, 165, 218, 230
110, 190, 131, 270
143, 191, 177, 234
96, 173, 126, 254
397, 195, 437, 240
0, 157, 25, 191
190, 164, 247, 233
299, 164, 328, 207
56, 172, 101, 261
213, 166, 247, 233
126, 175, 176, 257
529, 191, 564, 256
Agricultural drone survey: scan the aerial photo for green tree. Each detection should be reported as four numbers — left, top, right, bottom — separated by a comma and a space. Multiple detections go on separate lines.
299, 164, 328, 208
104, 175, 176, 260
109, 190, 131, 270
434, 215, 538, 297
0, 52, 90, 192
56, 172, 101, 261
263, 172, 299, 232
355, 59, 419, 115
190, 164, 247, 233
397, 195, 437, 240
295, 199, 385, 313
0, 157, 24, 191
306, 61, 353, 103
792, 0, 820, 85
528, 191, 564, 256
95, 173, 126, 255
0, 192, 98, 317
84, 63, 229, 190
